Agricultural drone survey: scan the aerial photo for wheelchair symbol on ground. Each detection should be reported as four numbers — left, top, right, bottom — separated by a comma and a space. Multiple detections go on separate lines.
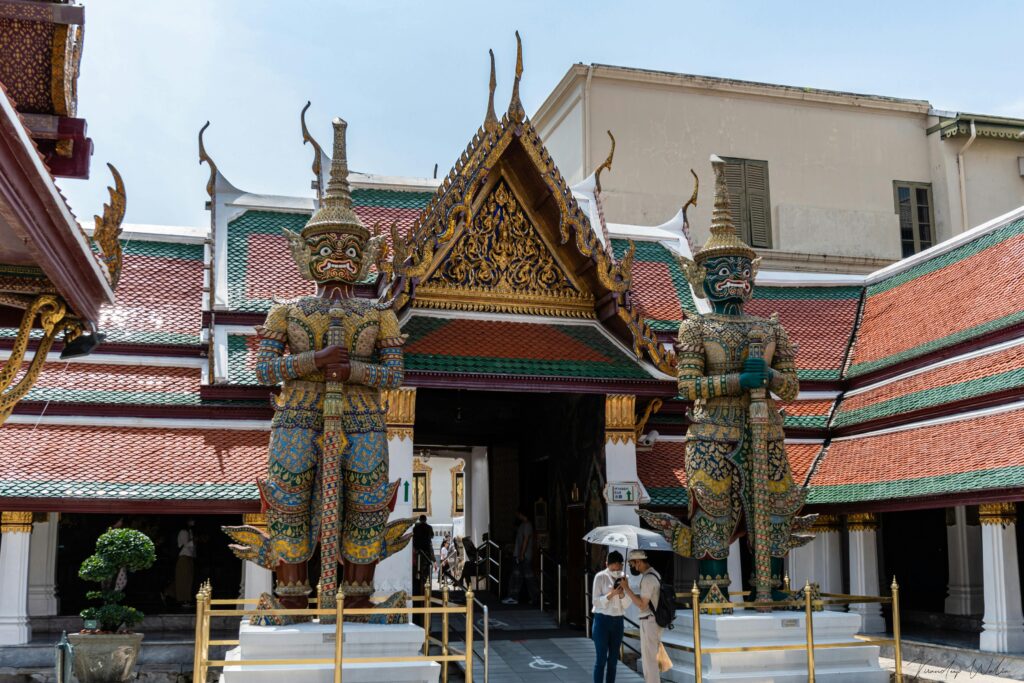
528, 655, 567, 670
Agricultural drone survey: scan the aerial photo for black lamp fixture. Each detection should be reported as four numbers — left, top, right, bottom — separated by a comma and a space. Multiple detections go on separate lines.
60, 330, 106, 360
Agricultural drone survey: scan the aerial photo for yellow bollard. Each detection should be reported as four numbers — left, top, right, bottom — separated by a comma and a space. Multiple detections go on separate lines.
465, 589, 475, 683
691, 581, 702, 683
892, 577, 902, 683
804, 580, 815, 683
334, 590, 345, 683
200, 583, 212, 683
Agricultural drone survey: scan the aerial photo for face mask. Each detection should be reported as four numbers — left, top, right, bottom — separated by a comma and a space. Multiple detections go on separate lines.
608, 569, 622, 578
629, 565, 641, 576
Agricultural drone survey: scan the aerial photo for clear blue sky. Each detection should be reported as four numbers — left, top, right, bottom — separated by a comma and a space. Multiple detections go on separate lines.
57, 1, 1024, 228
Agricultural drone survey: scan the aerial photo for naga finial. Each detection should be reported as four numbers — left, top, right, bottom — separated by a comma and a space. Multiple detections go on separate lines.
484, 49, 499, 134
681, 169, 699, 255
92, 163, 126, 288
594, 130, 616, 192
508, 31, 525, 122
301, 101, 326, 203
198, 121, 217, 199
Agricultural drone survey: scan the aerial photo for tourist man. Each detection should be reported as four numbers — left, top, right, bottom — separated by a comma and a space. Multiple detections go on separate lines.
620, 550, 662, 683
592, 550, 629, 683
503, 509, 539, 605
412, 515, 434, 591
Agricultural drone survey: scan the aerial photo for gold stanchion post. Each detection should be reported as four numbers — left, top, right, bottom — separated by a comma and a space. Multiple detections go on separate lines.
201, 582, 212, 683
804, 580, 815, 683
892, 577, 902, 683
465, 589, 475, 683
333, 590, 344, 683
442, 586, 450, 682
423, 580, 432, 656
192, 587, 204, 679
691, 581, 702, 683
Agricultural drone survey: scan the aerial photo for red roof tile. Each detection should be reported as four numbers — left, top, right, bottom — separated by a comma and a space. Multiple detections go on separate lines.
849, 226, 1024, 376
0, 424, 268, 500
746, 294, 860, 381
99, 242, 205, 345
636, 440, 822, 493
811, 407, 1024, 492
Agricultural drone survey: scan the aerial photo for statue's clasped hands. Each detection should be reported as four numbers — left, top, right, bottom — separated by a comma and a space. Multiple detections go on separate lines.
315, 345, 351, 382
739, 357, 769, 390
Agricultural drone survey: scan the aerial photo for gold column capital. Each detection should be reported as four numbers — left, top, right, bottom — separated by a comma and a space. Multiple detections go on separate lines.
605, 394, 636, 445
979, 502, 1017, 527
1, 511, 33, 533
846, 512, 879, 532
383, 387, 416, 441
812, 514, 843, 533
242, 513, 267, 529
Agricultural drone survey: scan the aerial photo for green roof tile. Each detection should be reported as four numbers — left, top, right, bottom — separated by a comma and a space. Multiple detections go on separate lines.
807, 465, 1024, 504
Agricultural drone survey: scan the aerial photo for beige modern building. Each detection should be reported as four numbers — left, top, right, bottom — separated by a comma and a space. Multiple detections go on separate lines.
534, 64, 1024, 272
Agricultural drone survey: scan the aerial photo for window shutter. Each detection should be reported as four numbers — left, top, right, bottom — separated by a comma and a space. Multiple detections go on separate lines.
723, 159, 748, 243
744, 160, 772, 249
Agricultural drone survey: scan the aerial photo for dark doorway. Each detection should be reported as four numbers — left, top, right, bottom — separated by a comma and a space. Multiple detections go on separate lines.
881, 509, 948, 613
57, 513, 242, 616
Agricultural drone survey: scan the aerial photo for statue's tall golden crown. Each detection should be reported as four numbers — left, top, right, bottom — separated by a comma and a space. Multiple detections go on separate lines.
693, 155, 757, 264
301, 118, 369, 241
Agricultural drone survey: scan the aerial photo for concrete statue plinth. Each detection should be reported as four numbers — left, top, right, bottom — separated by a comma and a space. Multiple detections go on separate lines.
628, 611, 888, 683
219, 621, 440, 683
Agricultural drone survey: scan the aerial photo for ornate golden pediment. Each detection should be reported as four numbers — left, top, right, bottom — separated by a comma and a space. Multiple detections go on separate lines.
414, 179, 594, 318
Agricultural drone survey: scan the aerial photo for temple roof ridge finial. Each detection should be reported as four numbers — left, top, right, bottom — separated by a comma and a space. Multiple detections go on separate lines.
484, 49, 499, 133
300, 101, 327, 203
509, 31, 525, 122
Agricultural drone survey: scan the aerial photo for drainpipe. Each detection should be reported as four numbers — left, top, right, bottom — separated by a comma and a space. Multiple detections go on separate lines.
584, 65, 594, 176
957, 119, 977, 232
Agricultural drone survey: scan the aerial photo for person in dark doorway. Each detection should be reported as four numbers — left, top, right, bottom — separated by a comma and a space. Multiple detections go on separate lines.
620, 550, 662, 683
412, 515, 434, 592
503, 509, 539, 605
591, 550, 628, 683
174, 518, 196, 608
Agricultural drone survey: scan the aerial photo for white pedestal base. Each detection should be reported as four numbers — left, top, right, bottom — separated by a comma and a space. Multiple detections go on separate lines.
219, 621, 440, 683
631, 611, 888, 682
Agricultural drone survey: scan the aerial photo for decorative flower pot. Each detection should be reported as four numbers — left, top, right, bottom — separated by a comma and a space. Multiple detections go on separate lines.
67, 632, 144, 683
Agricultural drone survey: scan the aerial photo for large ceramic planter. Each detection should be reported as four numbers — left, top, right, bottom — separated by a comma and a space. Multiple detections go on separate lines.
67, 632, 144, 683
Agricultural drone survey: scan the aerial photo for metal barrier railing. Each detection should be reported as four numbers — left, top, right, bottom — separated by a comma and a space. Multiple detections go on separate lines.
538, 551, 562, 625
624, 578, 904, 683
483, 537, 502, 596
193, 580, 477, 683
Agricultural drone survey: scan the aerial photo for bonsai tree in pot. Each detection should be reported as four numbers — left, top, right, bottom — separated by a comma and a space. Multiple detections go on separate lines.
69, 527, 156, 683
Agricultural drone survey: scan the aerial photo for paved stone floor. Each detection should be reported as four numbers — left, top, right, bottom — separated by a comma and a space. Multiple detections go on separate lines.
451, 636, 644, 683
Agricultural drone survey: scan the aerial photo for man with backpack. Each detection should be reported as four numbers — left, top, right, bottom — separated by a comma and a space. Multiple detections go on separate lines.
621, 550, 667, 682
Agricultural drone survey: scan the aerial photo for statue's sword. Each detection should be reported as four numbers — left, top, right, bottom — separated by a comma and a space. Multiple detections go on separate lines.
747, 329, 773, 612
319, 297, 348, 613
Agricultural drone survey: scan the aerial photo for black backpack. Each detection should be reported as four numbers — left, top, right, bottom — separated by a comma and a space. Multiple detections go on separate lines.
644, 572, 677, 629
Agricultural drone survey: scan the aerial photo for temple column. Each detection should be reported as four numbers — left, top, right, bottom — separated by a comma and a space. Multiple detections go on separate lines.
28, 512, 59, 616
240, 514, 273, 600
0, 512, 33, 644
979, 503, 1024, 653
790, 514, 843, 609
377, 387, 416, 595
946, 505, 983, 616
604, 395, 639, 527
468, 446, 489, 545
727, 540, 742, 602
848, 512, 885, 633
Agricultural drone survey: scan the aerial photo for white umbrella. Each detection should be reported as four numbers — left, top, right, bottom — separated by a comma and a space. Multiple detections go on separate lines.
583, 524, 672, 552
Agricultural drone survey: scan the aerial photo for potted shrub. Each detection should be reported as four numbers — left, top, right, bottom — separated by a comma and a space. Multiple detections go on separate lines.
69, 527, 156, 683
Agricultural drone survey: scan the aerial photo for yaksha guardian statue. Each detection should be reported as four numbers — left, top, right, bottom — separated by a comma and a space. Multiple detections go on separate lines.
641, 156, 814, 612
225, 118, 412, 623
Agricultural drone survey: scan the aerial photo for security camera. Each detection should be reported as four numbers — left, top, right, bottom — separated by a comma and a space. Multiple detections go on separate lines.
639, 430, 660, 447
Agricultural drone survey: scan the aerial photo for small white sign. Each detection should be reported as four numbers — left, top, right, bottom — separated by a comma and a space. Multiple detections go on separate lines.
529, 656, 567, 671
604, 482, 641, 505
